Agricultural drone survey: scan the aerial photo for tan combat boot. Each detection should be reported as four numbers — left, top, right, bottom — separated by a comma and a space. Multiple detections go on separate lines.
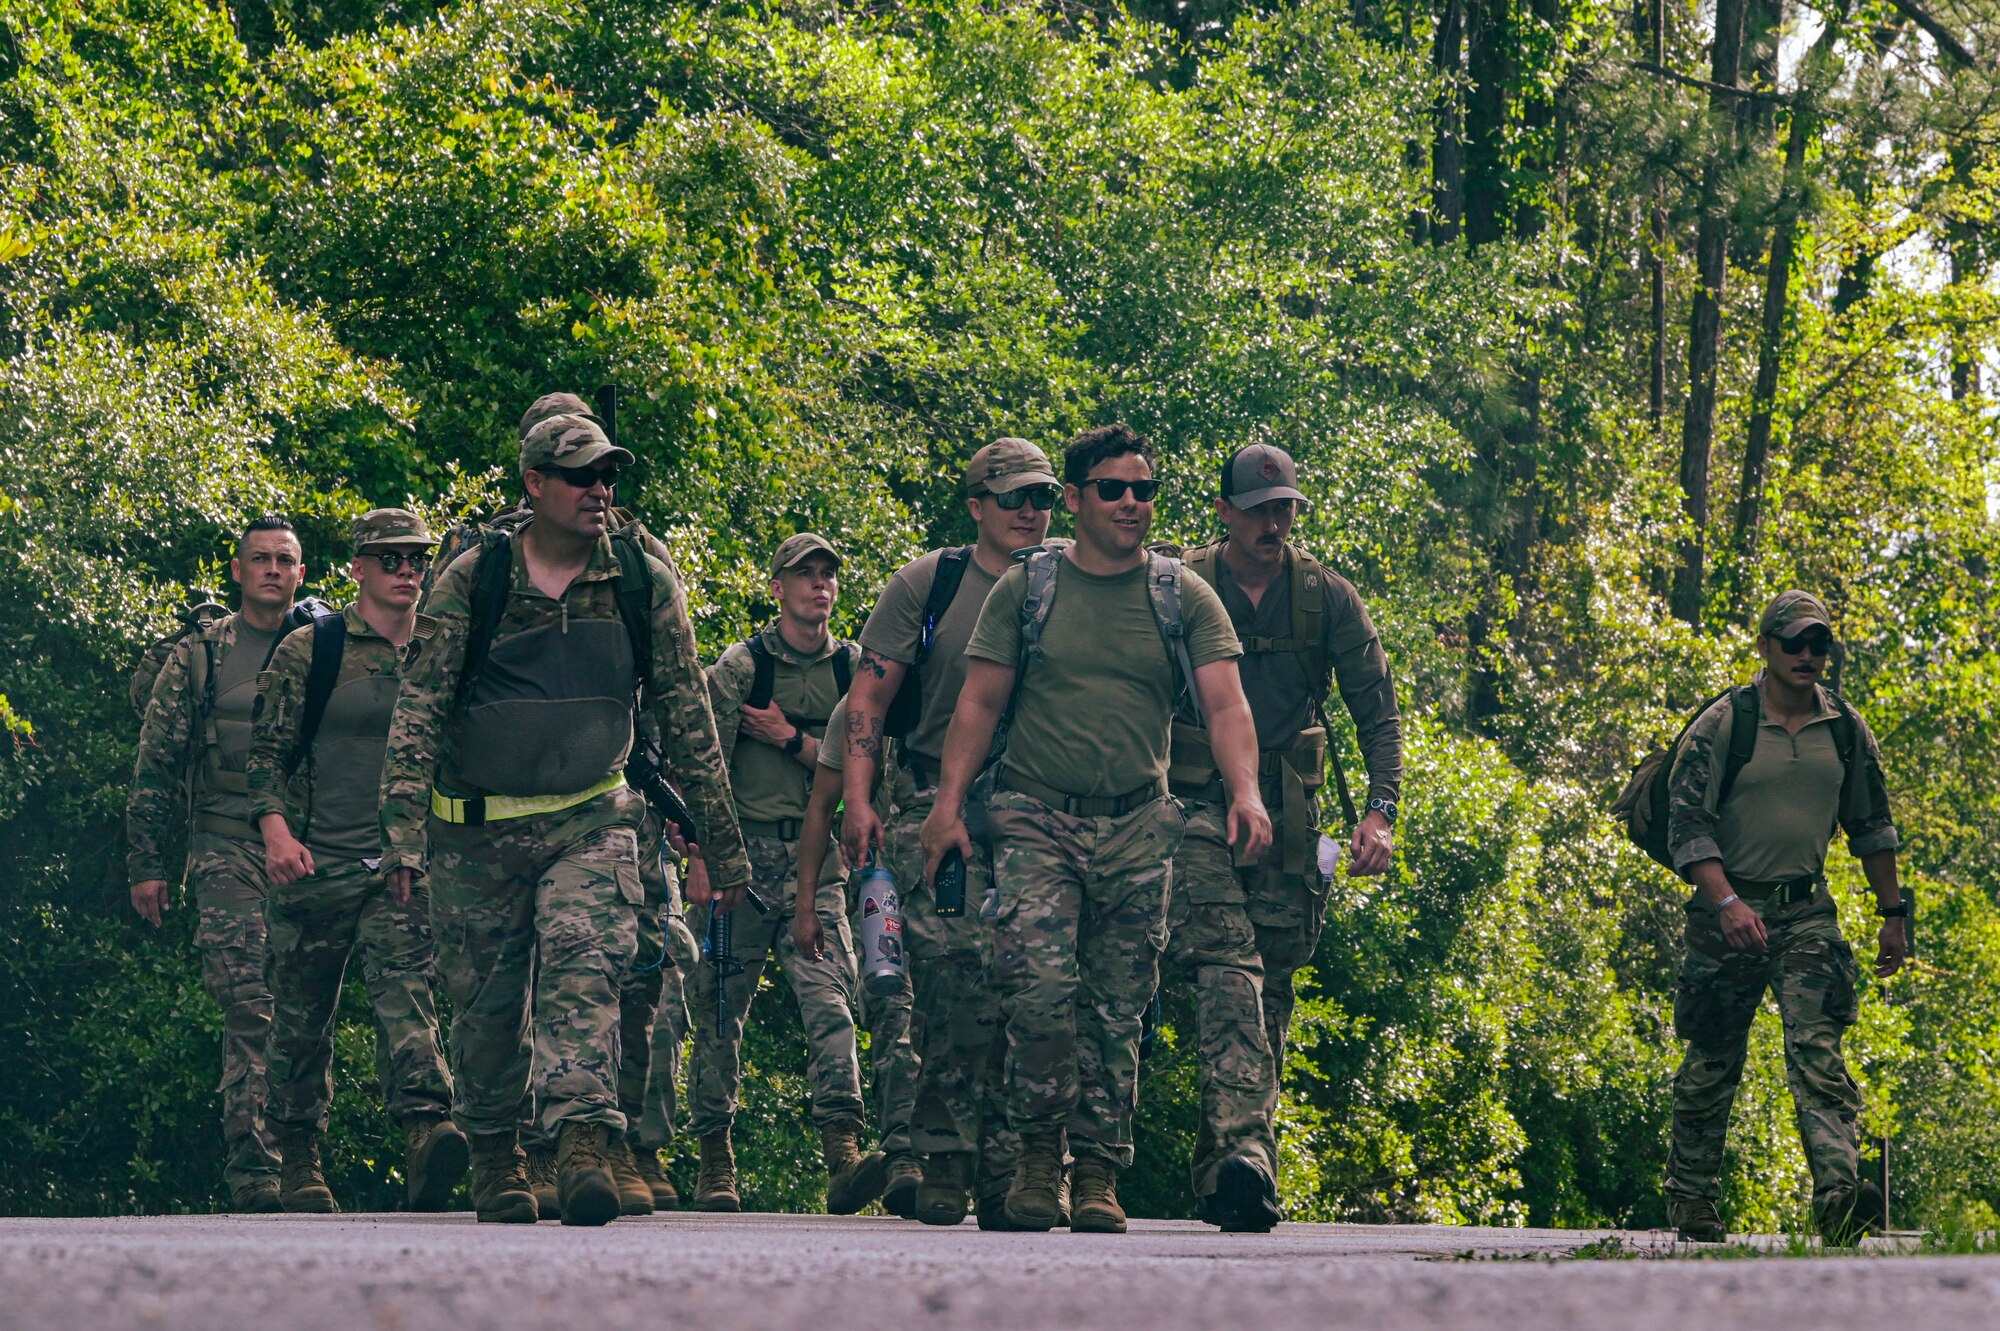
468, 1132, 539, 1224
1069, 1156, 1127, 1234
230, 1179, 282, 1214
631, 1138, 679, 1209
555, 1121, 622, 1227
915, 1152, 972, 1227
607, 1133, 655, 1216
695, 1130, 740, 1212
525, 1143, 561, 1220
1001, 1131, 1064, 1231
276, 1127, 337, 1214
821, 1119, 889, 1215
883, 1154, 924, 1220
403, 1116, 469, 1213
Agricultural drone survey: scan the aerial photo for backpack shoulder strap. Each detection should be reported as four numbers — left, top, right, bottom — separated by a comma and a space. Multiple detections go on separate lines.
1290, 547, 1330, 695
1716, 685, 1762, 807
610, 530, 654, 691
745, 633, 776, 710
1183, 542, 1220, 590
1017, 548, 1062, 676
456, 530, 514, 714
1147, 552, 1203, 729
833, 642, 855, 698
289, 613, 349, 774
917, 546, 973, 667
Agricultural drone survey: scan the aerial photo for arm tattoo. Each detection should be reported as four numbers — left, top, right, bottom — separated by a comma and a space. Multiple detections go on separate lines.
847, 708, 885, 761
858, 649, 892, 681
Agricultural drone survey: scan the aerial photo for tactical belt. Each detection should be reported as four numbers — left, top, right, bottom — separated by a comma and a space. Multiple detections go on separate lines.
900, 751, 942, 790
192, 812, 261, 840
430, 772, 625, 827
1731, 873, 1821, 906
739, 817, 805, 841
997, 771, 1162, 819
1168, 723, 1327, 875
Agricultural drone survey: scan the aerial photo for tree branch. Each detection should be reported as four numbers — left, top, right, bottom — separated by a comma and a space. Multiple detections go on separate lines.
1630, 60, 1794, 104
1884, 0, 1978, 68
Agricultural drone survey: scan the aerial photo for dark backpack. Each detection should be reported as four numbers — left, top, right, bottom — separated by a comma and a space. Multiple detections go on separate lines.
744, 632, 856, 729
1613, 684, 1860, 876
283, 610, 349, 776
457, 527, 655, 714
881, 546, 973, 741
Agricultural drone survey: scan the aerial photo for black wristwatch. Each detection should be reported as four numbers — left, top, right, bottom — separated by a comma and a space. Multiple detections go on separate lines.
1875, 898, 1910, 918
781, 728, 805, 757
1366, 797, 1398, 829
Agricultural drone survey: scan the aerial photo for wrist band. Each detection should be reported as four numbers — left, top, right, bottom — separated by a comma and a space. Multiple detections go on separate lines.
1717, 893, 1739, 910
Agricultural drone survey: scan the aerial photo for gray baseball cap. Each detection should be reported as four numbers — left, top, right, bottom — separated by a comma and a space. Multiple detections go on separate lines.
1220, 444, 1313, 510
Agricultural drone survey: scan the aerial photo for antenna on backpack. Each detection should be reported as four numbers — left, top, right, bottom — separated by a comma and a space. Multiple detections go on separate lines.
594, 383, 618, 451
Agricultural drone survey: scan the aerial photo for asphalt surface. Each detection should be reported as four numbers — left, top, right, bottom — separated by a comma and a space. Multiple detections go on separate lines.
3, 1212, 1993, 1331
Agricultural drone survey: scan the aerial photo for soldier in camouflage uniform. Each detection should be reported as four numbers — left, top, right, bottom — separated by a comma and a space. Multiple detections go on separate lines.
380, 411, 751, 1227
1164, 445, 1403, 1232
794, 694, 921, 1217
246, 509, 462, 1213
128, 514, 307, 1211
922, 424, 1272, 1233
1664, 590, 1907, 1245
841, 438, 1058, 1227
692, 533, 887, 1215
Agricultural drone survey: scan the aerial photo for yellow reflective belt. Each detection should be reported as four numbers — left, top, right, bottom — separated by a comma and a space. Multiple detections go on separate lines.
429, 772, 626, 826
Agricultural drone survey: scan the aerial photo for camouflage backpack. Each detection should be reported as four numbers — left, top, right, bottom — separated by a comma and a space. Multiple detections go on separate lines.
130, 591, 228, 718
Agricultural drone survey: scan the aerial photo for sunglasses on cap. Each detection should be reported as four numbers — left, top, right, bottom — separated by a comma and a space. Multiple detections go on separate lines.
1080, 478, 1161, 503
538, 465, 623, 490
366, 551, 432, 575
1775, 630, 1832, 656
982, 484, 1060, 511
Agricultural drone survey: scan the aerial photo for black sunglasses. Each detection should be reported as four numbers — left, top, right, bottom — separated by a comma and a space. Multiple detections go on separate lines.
1081, 478, 1161, 503
1775, 631, 1832, 656
539, 465, 623, 490
368, 551, 432, 575
986, 485, 1060, 511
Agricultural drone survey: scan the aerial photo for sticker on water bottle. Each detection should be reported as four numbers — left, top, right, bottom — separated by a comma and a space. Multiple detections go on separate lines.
1316, 833, 1341, 887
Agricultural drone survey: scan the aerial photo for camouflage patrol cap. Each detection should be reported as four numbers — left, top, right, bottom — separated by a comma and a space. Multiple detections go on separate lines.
519, 392, 605, 440
350, 508, 436, 554
1221, 443, 1312, 510
966, 438, 1059, 495
520, 413, 635, 476
770, 532, 842, 578
1758, 589, 1833, 637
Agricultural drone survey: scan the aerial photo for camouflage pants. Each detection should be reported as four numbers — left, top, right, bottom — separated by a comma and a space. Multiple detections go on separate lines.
988, 790, 1184, 1168
265, 856, 452, 1133
1163, 796, 1281, 1198
1665, 887, 1864, 1215
428, 788, 644, 1138
686, 832, 864, 1135
615, 824, 674, 1131
889, 767, 1014, 1194
190, 832, 280, 1190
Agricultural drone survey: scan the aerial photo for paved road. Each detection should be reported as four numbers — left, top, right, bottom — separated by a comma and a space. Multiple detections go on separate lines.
2, 1213, 1993, 1331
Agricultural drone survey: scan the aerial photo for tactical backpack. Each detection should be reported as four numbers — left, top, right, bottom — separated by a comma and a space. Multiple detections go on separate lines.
743, 631, 857, 734
282, 610, 349, 776
978, 545, 1200, 785
1611, 684, 1861, 876
1179, 542, 1358, 829
130, 594, 228, 718
880, 545, 973, 741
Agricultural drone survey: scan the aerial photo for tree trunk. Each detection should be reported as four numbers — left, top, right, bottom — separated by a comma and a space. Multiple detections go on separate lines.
1729, 11, 1847, 615
1670, 0, 1749, 629
1431, 0, 1467, 244
1464, 0, 1509, 248
1647, 0, 1668, 422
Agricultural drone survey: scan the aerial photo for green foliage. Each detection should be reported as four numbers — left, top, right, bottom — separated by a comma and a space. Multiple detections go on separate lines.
0, 0, 1993, 1230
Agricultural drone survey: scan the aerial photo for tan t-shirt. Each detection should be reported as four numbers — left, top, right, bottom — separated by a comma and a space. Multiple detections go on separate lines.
858, 548, 1001, 764
966, 555, 1240, 797
709, 623, 855, 824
